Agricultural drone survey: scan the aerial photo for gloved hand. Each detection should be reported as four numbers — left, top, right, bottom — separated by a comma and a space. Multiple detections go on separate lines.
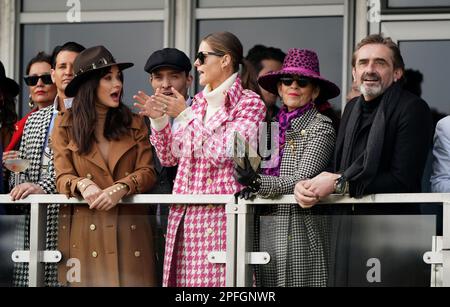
234, 187, 256, 200
233, 156, 261, 193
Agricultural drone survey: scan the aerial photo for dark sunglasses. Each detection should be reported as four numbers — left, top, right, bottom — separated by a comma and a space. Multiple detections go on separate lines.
24, 74, 53, 86
196, 51, 224, 65
279, 76, 312, 88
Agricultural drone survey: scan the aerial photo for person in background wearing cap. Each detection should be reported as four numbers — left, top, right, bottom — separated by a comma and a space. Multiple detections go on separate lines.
136, 31, 266, 287
8, 42, 85, 287
52, 45, 157, 286
134, 47, 193, 285
235, 48, 338, 286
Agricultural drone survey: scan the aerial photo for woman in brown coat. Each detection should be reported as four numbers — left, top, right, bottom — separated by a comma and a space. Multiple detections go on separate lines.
52, 46, 157, 286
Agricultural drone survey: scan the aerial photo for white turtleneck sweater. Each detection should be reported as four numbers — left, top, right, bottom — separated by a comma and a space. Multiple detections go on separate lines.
151, 73, 238, 131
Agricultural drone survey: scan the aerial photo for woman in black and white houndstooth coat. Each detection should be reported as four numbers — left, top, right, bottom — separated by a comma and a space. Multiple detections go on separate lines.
11, 104, 59, 287
235, 48, 340, 287
254, 108, 336, 287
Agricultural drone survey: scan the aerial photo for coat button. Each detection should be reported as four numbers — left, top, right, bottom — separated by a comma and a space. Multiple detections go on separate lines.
62, 225, 66, 230
207, 204, 214, 209
134, 251, 141, 257
206, 228, 214, 235
72, 244, 76, 248
86, 173, 92, 179
130, 225, 137, 231
92, 251, 98, 258
90, 224, 96, 231
300, 130, 306, 136
206, 178, 213, 185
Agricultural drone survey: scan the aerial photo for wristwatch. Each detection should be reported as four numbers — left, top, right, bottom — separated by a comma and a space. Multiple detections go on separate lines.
334, 175, 348, 195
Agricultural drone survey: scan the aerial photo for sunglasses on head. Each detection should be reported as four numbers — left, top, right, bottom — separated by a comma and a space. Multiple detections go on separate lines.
279, 76, 312, 88
24, 74, 53, 86
195, 51, 224, 65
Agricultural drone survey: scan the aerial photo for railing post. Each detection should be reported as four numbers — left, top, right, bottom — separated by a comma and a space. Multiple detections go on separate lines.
235, 198, 253, 287
443, 202, 450, 286
28, 202, 47, 287
225, 201, 238, 287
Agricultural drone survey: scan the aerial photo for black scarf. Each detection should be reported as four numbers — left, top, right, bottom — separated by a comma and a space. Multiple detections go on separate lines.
335, 81, 404, 197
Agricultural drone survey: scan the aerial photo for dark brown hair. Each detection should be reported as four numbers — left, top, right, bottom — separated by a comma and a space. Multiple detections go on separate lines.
71, 67, 132, 155
26, 51, 52, 75
51, 41, 85, 69
352, 34, 405, 71
202, 31, 261, 95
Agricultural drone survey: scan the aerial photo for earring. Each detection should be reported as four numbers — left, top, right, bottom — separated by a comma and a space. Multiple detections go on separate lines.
28, 96, 35, 109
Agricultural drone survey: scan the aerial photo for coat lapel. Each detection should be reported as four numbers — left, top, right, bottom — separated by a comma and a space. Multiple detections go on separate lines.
107, 133, 137, 174
108, 117, 141, 173
288, 107, 318, 139
65, 138, 110, 175
60, 113, 110, 175
29, 106, 54, 182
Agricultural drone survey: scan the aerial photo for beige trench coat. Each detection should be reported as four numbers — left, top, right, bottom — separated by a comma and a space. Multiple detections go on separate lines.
52, 111, 157, 287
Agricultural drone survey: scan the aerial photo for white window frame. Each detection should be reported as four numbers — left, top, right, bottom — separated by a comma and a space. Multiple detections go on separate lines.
5, 0, 172, 115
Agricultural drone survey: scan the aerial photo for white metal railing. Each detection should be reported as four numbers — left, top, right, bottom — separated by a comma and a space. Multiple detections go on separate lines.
0, 194, 236, 287
1, 193, 449, 287
236, 193, 450, 287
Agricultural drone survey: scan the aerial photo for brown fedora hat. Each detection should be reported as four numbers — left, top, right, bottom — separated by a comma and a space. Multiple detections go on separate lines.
65, 45, 133, 97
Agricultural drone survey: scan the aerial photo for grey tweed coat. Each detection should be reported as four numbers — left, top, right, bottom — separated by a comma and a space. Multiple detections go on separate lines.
255, 107, 336, 287
12, 105, 59, 287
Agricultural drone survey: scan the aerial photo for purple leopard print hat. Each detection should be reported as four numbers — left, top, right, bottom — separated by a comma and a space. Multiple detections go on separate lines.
258, 48, 340, 100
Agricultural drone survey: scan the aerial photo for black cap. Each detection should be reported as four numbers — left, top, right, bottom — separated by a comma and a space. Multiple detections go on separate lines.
144, 48, 191, 74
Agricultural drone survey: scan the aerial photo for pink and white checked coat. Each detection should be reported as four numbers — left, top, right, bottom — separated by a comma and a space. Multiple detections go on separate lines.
150, 77, 265, 287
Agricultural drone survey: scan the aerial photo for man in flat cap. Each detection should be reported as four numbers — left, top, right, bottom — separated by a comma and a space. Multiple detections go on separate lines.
134, 48, 193, 285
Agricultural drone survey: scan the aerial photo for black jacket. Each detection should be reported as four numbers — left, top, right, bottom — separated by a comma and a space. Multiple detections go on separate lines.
335, 86, 433, 196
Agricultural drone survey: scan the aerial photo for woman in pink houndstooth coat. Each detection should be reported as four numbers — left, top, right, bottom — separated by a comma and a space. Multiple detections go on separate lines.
135, 32, 266, 286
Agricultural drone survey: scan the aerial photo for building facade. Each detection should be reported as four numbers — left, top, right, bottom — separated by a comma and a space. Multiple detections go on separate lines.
1, 0, 449, 117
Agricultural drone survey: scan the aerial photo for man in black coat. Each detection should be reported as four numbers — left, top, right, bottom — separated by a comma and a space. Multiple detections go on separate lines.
294, 34, 433, 287
294, 34, 432, 204
135, 48, 193, 285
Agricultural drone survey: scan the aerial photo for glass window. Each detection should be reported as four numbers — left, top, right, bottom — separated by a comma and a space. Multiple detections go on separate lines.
399, 40, 450, 117
198, 0, 344, 8
196, 17, 343, 109
388, 0, 450, 8
21, 0, 165, 12
21, 21, 164, 115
